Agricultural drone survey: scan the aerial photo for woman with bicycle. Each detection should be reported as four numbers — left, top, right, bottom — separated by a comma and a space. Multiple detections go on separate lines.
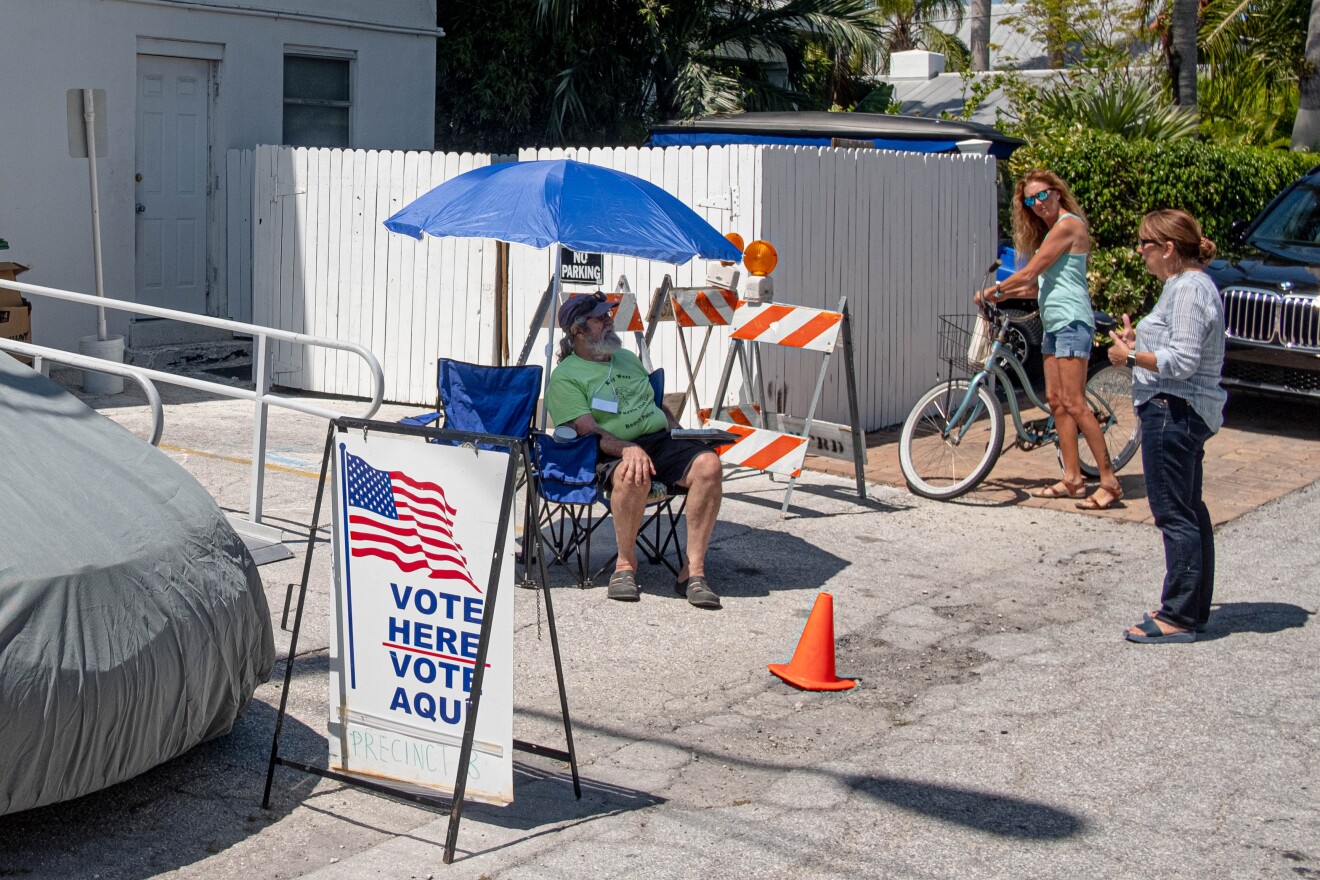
977, 170, 1124, 510
1107, 209, 1226, 644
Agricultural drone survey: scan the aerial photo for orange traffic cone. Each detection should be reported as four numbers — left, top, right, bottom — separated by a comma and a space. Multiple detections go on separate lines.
768, 592, 856, 691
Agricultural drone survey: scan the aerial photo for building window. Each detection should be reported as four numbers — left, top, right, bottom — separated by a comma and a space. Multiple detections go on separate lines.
283, 54, 351, 147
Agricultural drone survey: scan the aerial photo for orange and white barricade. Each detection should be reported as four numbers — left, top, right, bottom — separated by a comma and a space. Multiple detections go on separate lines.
707, 296, 867, 514
643, 276, 742, 421
523, 279, 652, 366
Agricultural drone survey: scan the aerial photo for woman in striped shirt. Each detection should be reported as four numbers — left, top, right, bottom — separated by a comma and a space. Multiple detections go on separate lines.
1107, 209, 1227, 644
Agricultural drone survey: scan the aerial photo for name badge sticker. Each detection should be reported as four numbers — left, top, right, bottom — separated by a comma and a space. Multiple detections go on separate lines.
592, 397, 619, 414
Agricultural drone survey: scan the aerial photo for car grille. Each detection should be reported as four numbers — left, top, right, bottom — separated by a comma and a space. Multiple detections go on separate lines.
1280, 297, 1320, 348
1223, 359, 1320, 396
1221, 286, 1320, 351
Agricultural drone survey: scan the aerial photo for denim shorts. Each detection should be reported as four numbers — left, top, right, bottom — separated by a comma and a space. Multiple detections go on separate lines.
1041, 320, 1094, 359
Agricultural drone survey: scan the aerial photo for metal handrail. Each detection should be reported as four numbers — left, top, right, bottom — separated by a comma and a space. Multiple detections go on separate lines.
0, 339, 166, 446
1, 278, 386, 532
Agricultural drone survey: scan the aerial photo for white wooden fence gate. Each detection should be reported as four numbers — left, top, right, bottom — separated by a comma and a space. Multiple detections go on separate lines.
229, 143, 996, 429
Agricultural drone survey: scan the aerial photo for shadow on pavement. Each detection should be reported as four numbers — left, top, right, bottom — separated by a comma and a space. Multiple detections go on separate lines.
847, 775, 1084, 839
1198, 601, 1313, 641
0, 699, 319, 880
527, 523, 850, 598
725, 481, 904, 518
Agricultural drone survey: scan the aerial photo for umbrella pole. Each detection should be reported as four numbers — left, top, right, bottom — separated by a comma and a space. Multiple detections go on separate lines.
541, 248, 564, 430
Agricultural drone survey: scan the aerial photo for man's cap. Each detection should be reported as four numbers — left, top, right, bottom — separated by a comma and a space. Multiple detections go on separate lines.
557, 292, 615, 332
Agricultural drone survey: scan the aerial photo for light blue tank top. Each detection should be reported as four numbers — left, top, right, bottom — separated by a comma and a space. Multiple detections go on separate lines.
1038, 213, 1094, 333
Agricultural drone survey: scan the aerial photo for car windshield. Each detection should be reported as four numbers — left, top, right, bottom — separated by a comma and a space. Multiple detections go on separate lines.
1248, 183, 1320, 260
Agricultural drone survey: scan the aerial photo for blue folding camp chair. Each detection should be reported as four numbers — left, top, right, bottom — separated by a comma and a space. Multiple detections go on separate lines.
282, 359, 544, 624
528, 368, 687, 587
399, 358, 543, 450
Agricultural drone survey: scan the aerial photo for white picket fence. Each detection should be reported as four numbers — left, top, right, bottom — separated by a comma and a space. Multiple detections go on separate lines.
230, 143, 996, 429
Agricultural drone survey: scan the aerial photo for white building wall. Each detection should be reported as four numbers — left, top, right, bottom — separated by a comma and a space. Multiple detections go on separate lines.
0, 0, 438, 353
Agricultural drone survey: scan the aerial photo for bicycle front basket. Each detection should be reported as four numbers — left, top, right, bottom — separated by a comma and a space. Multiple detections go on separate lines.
937, 314, 991, 375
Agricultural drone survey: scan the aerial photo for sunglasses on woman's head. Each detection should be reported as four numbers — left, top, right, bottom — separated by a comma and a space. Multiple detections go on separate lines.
1022, 189, 1051, 207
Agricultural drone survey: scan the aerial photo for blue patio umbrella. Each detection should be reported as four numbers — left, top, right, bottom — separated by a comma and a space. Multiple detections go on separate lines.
382, 158, 742, 264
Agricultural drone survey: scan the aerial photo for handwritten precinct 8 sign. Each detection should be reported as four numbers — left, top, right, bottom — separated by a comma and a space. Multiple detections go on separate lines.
328, 431, 515, 804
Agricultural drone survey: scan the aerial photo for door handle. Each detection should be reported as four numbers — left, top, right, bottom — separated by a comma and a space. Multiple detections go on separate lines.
136, 203, 146, 214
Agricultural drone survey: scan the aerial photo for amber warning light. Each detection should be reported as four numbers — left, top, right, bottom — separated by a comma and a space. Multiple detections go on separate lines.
742, 239, 776, 303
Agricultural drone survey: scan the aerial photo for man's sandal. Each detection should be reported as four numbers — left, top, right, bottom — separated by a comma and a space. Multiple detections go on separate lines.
607, 570, 640, 602
1032, 479, 1086, 499
675, 576, 722, 610
1124, 616, 1195, 644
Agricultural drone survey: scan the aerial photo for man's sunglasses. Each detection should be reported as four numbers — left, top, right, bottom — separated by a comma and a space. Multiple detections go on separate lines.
1022, 189, 1051, 207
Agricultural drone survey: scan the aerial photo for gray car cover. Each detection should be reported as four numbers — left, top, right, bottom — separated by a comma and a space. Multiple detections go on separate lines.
0, 355, 275, 814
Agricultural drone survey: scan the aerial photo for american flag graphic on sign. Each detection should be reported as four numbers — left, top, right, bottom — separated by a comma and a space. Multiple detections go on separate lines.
344, 452, 480, 591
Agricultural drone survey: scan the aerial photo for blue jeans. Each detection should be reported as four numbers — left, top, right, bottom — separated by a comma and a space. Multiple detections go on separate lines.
1138, 394, 1215, 630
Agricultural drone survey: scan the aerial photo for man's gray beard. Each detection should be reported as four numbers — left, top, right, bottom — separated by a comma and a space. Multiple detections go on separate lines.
583, 331, 622, 359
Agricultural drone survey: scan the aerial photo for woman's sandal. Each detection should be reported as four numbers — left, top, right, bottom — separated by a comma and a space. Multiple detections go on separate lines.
1032, 479, 1087, 499
1076, 484, 1124, 510
1145, 610, 1207, 634
1124, 616, 1196, 644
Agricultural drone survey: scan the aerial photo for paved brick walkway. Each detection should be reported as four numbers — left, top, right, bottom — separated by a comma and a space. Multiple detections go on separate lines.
807, 392, 1320, 526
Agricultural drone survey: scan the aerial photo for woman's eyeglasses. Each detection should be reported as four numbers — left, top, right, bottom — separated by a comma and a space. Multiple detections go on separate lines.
1022, 189, 1051, 207
1136, 238, 1160, 251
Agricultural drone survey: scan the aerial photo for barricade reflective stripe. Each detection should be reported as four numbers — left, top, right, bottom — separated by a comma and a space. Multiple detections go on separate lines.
705, 420, 807, 478
731, 303, 843, 353
672, 286, 738, 328
697, 404, 760, 427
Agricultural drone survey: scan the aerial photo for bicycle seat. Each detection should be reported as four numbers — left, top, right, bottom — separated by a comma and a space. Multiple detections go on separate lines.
1093, 310, 1117, 333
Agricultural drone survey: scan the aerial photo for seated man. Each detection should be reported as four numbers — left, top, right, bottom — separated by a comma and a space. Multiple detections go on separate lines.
545, 292, 724, 610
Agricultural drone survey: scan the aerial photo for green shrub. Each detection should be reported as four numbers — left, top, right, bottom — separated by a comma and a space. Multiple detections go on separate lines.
1008, 131, 1318, 317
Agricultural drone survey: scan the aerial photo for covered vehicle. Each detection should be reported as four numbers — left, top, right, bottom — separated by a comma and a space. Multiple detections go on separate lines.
0, 355, 275, 814
646, 110, 1025, 159
1208, 164, 1320, 398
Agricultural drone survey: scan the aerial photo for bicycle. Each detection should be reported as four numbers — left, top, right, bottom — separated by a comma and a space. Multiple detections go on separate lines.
898, 288, 1142, 501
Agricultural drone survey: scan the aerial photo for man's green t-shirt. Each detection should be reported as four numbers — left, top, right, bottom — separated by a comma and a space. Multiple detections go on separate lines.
546, 350, 669, 441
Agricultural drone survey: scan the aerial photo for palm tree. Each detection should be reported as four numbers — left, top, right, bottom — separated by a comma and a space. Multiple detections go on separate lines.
535, 0, 883, 129
1296, 0, 1320, 148
1170, 0, 1199, 113
969, 0, 992, 71
1197, 0, 1309, 143
870, 0, 971, 72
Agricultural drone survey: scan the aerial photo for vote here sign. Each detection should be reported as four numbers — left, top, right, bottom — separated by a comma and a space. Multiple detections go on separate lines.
327, 432, 514, 804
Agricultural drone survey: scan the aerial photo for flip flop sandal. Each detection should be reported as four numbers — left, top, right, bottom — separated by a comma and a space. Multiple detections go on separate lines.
607, 570, 640, 602
1032, 480, 1086, 499
1145, 611, 1207, 634
675, 576, 722, 610
1124, 616, 1195, 644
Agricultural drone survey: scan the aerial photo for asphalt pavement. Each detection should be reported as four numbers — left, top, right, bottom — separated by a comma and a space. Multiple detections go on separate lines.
1, 370, 1317, 880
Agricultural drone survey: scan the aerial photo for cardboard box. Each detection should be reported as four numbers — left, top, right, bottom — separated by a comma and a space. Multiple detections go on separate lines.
0, 262, 31, 308
1, 298, 33, 364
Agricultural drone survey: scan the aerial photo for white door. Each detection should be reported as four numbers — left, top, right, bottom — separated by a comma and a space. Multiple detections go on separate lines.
135, 55, 209, 313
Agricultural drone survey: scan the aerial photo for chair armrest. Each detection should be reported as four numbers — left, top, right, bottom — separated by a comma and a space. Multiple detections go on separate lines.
398, 411, 441, 427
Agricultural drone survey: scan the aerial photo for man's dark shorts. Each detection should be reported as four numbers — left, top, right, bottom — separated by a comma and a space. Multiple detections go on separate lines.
596, 431, 716, 489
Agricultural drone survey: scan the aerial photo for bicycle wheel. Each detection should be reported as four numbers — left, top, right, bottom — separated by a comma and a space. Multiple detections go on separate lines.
900, 379, 1005, 500
1076, 365, 1142, 477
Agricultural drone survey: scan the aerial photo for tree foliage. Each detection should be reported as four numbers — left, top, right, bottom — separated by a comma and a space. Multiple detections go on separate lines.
1011, 130, 1318, 315
1001, 0, 1145, 68
868, 0, 971, 72
436, 0, 887, 151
